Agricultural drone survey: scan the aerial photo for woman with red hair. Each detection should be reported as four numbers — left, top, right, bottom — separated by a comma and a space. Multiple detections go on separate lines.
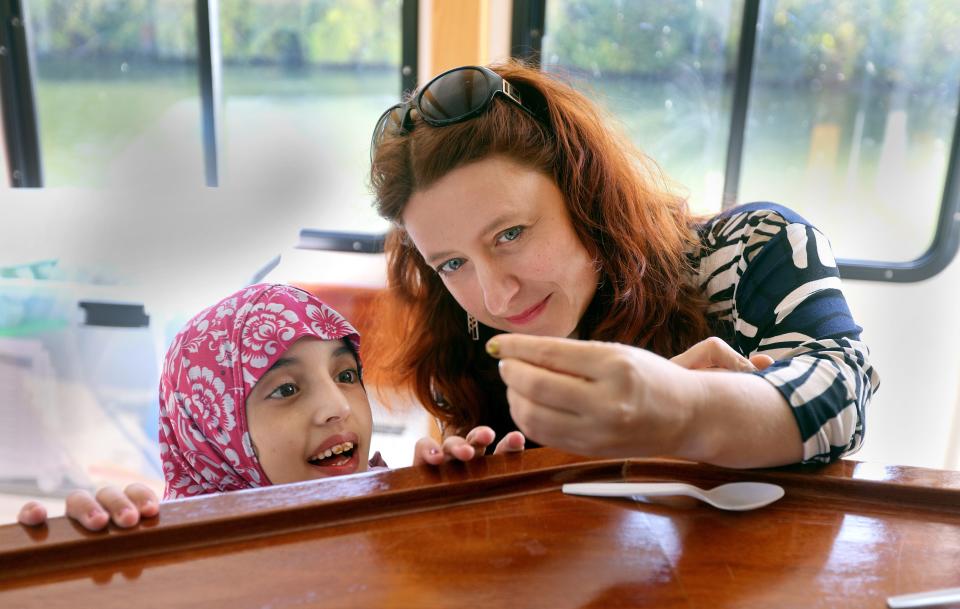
366, 61, 879, 468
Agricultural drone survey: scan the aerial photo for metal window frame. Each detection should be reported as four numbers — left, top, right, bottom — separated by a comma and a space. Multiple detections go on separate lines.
721, 0, 759, 211
511, 0, 546, 66
0, 0, 42, 187
526, 0, 960, 283
196, 0, 221, 187
401, 0, 418, 96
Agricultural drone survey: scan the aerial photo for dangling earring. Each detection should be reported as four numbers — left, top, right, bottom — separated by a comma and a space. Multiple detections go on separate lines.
467, 312, 479, 341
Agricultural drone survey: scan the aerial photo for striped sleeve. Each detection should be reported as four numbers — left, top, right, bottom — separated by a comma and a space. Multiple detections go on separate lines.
695, 203, 880, 464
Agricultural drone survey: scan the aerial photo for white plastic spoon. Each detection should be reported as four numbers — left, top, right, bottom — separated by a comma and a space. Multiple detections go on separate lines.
887, 586, 960, 608
562, 481, 785, 511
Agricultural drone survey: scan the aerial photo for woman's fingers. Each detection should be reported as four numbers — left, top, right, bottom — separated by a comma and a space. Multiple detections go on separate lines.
93, 486, 140, 529
670, 337, 758, 372
16, 501, 47, 527
65, 490, 111, 531
506, 387, 583, 451
464, 426, 497, 457
492, 431, 526, 454
416, 428, 524, 465
441, 435, 476, 461
750, 353, 775, 371
486, 334, 614, 380
413, 435, 477, 464
497, 357, 591, 416
412, 436, 444, 466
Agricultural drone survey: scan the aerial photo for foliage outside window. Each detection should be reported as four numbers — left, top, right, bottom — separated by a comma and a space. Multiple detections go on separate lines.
27, 0, 201, 187
542, 0, 742, 215
740, 0, 960, 262
541, 0, 960, 263
218, 0, 400, 234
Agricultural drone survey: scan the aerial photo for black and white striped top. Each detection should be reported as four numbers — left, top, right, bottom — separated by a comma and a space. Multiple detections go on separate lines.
692, 202, 880, 464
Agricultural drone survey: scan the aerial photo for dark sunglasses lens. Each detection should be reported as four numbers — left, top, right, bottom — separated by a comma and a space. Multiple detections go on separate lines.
419, 68, 494, 123
373, 105, 406, 146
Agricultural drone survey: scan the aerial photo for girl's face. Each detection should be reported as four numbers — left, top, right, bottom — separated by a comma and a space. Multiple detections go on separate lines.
245, 337, 373, 485
402, 156, 600, 338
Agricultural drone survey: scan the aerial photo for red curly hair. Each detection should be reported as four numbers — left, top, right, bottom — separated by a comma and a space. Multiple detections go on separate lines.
365, 61, 711, 436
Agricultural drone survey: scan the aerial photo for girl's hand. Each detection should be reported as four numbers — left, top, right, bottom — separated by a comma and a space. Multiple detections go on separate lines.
17, 483, 159, 532
670, 336, 774, 372
412, 425, 526, 466
489, 334, 707, 458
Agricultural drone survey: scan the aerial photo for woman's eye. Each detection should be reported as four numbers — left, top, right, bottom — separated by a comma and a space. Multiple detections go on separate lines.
268, 383, 299, 399
438, 258, 465, 274
337, 369, 359, 384
498, 226, 524, 243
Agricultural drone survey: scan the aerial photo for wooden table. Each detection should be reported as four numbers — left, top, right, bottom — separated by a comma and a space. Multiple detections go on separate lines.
1, 448, 959, 608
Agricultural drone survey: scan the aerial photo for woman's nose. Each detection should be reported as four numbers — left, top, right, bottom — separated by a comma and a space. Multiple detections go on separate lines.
477, 263, 520, 317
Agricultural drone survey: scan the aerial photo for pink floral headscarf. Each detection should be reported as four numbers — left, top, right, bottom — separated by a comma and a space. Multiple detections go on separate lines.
159, 283, 360, 499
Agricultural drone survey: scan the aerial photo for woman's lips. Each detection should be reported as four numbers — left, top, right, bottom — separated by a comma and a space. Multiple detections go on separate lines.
504, 295, 551, 325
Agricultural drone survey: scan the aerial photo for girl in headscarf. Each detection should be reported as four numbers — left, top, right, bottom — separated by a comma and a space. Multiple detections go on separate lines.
19, 283, 524, 530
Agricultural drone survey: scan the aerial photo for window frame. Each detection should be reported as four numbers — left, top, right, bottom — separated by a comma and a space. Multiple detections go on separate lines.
0, 0, 42, 187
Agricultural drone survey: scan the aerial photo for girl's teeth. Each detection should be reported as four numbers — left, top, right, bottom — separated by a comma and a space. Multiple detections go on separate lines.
312, 442, 355, 462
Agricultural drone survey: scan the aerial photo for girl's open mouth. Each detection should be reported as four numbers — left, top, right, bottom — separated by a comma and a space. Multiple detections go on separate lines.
306, 441, 358, 471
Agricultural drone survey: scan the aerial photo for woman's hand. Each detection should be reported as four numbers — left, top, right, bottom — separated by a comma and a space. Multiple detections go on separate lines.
489, 333, 800, 467
413, 425, 526, 466
490, 335, 695, 457
670, 336, 774, 372
17, 483, 159, 532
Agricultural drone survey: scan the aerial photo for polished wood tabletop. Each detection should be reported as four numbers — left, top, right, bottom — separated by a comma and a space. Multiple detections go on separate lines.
1, 448, 959, 608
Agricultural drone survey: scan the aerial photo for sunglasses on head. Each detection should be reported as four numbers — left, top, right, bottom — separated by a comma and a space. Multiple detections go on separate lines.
370, 65, 541, 158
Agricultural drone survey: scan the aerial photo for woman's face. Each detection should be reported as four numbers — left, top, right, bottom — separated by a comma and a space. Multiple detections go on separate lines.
402, 156, 600, 338
245, 337, 373, 485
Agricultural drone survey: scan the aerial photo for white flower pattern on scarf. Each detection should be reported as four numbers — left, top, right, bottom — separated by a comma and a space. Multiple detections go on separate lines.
186, 365, 236, 445
306, 303, 354, 338
240, 302, 300, 369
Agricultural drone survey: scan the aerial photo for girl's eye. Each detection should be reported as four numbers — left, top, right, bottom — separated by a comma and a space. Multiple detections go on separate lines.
437, 258, 465, 274
497, 226, 524, 243
268, 383, 299, 399
337, 369, 359, 384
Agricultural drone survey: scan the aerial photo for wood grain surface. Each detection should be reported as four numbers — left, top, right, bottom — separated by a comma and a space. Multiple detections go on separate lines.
1, 448, 959, 608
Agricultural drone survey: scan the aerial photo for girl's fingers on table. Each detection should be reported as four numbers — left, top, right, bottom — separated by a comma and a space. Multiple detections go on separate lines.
94, 486, 140, 529
124, 483, 159, 518
66, 490, 111, 531
16, 501, 47, 527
